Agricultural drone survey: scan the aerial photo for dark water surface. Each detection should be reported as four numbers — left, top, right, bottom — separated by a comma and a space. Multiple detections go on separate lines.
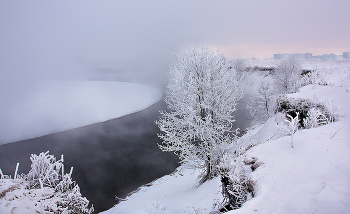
0, 96, 251, 213
0, 100, 180, 213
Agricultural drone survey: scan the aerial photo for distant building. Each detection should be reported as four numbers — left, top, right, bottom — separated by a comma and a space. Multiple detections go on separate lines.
274, 53, 312, 60
274, 54, 284, 59
305, 53, 312, 59
321, 54, 329, 61
321, 53, 336, 61
330, 53, 337, 60
274, 52, 347, 61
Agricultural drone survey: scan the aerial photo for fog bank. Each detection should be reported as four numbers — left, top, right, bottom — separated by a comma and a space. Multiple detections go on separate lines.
0, 81, 161, 144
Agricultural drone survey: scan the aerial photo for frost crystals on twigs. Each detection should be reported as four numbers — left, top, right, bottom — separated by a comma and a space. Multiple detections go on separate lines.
156, 46, 242, 183
283, 113, 300, 148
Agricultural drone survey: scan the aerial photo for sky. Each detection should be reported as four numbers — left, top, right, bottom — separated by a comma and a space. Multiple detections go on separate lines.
1, 0, 350, 82
0, 0, 349, 143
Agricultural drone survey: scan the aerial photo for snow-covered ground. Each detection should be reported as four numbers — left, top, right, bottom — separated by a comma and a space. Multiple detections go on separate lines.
0, 81, 161, 144
1, 60, 349, 214
230, 85, 350, 213
0, 179, 86, 214
102, 60, 350, 214
0, 151, 95, 214
101, 167, 223, 214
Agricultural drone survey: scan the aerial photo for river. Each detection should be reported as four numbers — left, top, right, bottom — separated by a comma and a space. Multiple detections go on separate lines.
0, 96, 251, 213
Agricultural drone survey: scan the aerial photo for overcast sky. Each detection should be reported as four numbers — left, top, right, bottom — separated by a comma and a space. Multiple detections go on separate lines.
1, 0, 350, 81
0, 0, 349, 143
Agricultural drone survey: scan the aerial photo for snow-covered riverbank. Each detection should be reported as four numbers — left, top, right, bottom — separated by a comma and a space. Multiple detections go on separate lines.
1, 60, 349, 213
230, 85, 350, 214
103, 60, 350, 214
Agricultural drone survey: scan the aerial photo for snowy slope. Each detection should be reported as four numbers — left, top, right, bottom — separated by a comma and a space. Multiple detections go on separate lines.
0, 81, 161, 144
231, 121, 350, 214
101, 167, 223, 214
2, 60, 349, 213
102, 60, 350, 214
228, 62, 350, 214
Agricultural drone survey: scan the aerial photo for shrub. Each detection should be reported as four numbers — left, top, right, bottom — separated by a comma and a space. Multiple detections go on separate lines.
26, 151, 94, 214
276, 95, 334, 128
27, 151, 62, 189
55, 185, 94, 214
219, 155, 252, 212
303, 108, 329, 128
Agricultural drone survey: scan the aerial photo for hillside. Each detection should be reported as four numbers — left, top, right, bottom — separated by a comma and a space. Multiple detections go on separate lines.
104, 59, 350, 214
1, 60, 349, 214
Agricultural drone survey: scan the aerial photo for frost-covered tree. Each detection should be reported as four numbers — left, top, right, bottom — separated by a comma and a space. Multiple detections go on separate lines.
233, 59, 246, 79
274, 56, 302, 93
247, 79, 277, 123
156, 46, 242, 182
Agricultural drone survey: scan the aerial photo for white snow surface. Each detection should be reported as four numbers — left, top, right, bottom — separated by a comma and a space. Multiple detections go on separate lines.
0, 81, 162, 144
101, 167, 223, 214
230, 60, 350, 214
0, 179, 93, 214
103, 60, 350, 214
1, 60, 350, 214
0, 179, 59, 213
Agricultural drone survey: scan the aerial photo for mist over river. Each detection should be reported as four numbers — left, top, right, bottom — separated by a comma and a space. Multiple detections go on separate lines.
0, 96, 251, 213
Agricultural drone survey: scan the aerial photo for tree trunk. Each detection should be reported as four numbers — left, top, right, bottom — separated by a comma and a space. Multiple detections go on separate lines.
199, 153, 218, 184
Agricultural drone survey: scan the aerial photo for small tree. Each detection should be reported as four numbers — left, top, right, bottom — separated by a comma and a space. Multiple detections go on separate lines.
274, 56, 302, 93
247, 79, 277, 124
283, 113, 299, 148
156, 46, 242, 183
234, 59, 246, 79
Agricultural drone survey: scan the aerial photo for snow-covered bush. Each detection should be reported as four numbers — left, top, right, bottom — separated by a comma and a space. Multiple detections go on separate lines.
0, 152, 93, 213
297, 72, 313, 88
295, 68, 328, 89
310, 68, 328, 87
25, 151, 94, 214
55, 168, 75, 193
219, 154, 252, 211
54, 185, 94, 214
303, 108, 328, 128
276, 95, 334, 128
27, 151, 63, 189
